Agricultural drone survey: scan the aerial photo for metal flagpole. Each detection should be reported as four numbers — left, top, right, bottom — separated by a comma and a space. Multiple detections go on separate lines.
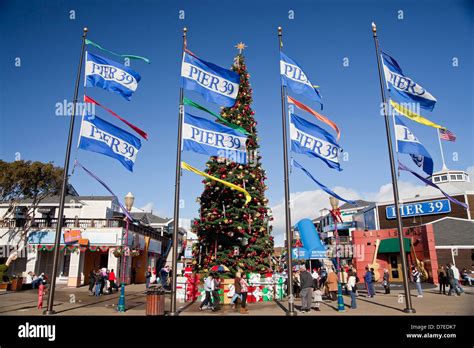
436, 128, 448, 170
169, 27, 187, 316
371, 22, 415, 313
45, 27, 88, 315
277, 26, 296, 316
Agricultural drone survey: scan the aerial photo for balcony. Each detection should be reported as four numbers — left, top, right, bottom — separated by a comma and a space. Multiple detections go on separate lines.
0, 217, 168, 242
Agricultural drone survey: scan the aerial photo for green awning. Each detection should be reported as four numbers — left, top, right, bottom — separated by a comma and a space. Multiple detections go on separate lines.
378, 238, 411, 253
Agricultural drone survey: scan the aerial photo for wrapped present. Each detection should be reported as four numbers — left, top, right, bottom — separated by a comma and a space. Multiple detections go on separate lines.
275, 277, 286, 300
222, 278, 234, 304
262, 285, 274, 301
176, 276, 187, 302
64, 229, 81, 244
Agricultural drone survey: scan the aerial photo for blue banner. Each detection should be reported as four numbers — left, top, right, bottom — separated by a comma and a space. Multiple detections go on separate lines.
181, 52, 240, 107
386, 199, 451, 219
183, 113, 248, 164
85, 51, 141, 101
292, 159, 356, 205
290, 113, 342, 171
78, 114, 142, 172
394, 116, 433, 176
398, 161, 468, 210
280, 52, 322, 105
382, 52, 436, 111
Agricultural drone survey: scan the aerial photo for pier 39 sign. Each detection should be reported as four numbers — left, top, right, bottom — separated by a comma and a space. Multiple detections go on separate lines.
386, 199, 451, 219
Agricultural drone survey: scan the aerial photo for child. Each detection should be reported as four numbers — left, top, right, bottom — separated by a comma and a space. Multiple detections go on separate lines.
313, 288, 322, 311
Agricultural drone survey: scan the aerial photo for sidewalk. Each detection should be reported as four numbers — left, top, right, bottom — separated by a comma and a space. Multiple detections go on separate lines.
0, 284, 159, 316
0, 282, 472, 316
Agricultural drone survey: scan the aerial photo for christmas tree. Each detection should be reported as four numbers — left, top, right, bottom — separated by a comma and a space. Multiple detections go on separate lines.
192, 46, 274, 276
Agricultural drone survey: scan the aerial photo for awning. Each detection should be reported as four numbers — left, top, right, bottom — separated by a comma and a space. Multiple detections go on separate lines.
378, 238, 411, 253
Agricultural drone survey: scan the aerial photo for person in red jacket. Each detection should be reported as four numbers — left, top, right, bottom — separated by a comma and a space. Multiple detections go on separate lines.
108, 269, 119, 293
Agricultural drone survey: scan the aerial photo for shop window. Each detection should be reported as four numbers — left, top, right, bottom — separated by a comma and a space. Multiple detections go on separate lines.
457, 174, 463, 180
450, 175, 456, 180
434, 177, 440, 182
441, 175, 448, 181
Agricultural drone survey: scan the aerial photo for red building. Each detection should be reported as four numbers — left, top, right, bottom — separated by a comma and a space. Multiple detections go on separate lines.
351, 225, 438, 283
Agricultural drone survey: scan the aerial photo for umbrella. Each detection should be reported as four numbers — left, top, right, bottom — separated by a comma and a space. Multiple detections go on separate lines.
210, 265, 230, 273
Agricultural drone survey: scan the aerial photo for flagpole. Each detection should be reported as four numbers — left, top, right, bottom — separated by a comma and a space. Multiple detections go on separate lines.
436, 128, 448, 170
169, 27, 187, 316
278, 26, 296, 316
371, 23, 415, 313
45, 27, 88, 315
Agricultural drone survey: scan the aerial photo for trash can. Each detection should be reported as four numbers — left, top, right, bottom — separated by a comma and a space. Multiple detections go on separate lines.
146, 287, 165, 316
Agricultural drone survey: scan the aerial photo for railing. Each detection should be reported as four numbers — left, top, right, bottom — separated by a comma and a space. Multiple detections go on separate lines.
0, 218, 169, 242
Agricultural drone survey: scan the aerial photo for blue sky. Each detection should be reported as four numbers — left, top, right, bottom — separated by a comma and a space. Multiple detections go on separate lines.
1, 0, 472, 245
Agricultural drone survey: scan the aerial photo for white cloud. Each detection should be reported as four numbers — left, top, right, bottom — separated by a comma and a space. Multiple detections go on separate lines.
139, 202, 154, 212
270, 180, 426, 247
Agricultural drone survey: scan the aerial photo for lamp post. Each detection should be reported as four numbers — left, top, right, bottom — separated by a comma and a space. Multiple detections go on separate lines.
118, 192, 134, 312
329, 197, 345, 312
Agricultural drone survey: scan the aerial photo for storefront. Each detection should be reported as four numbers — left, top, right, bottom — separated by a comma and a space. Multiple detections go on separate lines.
351, 225, 439, 283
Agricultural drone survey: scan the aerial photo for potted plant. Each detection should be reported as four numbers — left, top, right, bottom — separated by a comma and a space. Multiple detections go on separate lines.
10, 274, 23, 291
113, 247, 124, 258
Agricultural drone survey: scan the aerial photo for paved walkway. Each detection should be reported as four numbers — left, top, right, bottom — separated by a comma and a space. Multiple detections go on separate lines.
0, 283, 472, 316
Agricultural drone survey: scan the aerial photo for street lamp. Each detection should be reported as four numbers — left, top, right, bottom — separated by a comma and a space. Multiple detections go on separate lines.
118, 192, 134, 312
329, 197, 345, 312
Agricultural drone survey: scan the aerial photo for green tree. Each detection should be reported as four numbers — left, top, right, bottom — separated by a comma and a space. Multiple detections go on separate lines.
0, 160, 64, 250
192, 53, 274, 276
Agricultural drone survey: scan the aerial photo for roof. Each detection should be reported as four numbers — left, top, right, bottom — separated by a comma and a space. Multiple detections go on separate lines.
429, 217, 474, 246
339, 200, 374, 211
1, 195, 116, 205
131, 212, 171, 225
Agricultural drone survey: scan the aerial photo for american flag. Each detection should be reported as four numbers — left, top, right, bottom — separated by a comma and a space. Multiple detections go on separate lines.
439, 128, 456, 142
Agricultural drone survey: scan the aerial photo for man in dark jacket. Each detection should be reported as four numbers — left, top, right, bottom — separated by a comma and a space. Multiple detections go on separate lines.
299, 265, 314, 312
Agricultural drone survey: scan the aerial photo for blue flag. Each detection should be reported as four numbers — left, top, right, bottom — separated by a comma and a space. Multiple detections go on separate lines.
183, 113, 248, 164
280, 52, 322, 105
85, 51, 141, 101
181, 52, 240, 107
292, 159, 356, 205
382, 52, 436, 111
398, 161, 468, 210
78, 113, 142, 172
394, 116, 434, 176
290, 113, 342, 171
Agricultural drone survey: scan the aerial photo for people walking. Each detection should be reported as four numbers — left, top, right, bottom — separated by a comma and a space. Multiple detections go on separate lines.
145, 266, 152, 289
382, 269, 390, 294
299, 265, 314, 312
364, 266, 374, 298
99, 268, 107, 295
447, 264, 461, 296
239, 275, 249, 314
230, 272, 243, 310
438, 266, 447, 295
88, 270, 96, 294
311, 268, 320, 290
451, 264, 464, 294
94, 270, 101, 296
108, 269, 119, 292
411, 266, 423, 297
150, 267, 157, 285
293, 269, 301, 298
347, 270, 357, 309
160, 265, 170, 289
199, 273, 215, 311
326, 268, 338, 301
212, 274, 221, 311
